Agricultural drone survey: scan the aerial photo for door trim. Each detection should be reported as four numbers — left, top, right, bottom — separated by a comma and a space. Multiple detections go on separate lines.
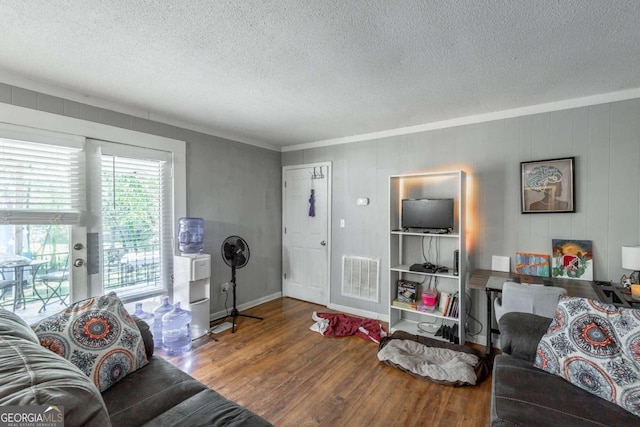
70, 226, 88, 302
282, 162, 332, 306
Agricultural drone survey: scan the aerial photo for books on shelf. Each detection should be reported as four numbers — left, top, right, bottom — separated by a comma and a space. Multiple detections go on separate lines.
392, 299, 418, 310
439, 291, 450, 315
449, 293, 459, 318
438, 291, 459, 318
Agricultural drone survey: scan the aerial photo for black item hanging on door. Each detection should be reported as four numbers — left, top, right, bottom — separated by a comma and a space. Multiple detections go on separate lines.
309, 189, 316, 217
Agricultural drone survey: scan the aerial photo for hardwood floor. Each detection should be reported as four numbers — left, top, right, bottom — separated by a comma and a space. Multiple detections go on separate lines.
160, 297, 493, 426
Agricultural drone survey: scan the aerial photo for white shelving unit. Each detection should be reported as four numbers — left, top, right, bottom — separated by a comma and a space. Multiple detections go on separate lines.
388, 171, 466, 344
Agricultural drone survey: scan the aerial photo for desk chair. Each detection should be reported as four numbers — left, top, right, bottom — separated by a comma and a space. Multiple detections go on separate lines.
35, 263, 69, 313
494, 281, 567, 323
0, 273, 18, 312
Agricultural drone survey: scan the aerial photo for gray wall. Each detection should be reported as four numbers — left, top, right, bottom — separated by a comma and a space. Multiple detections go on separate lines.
0, 83, 282, 315
4, 80, 640, 338
184, 131, 282, 309
283, 99, 640, 338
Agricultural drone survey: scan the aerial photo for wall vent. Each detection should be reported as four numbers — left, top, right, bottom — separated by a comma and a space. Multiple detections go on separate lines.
342, 256, 380, 302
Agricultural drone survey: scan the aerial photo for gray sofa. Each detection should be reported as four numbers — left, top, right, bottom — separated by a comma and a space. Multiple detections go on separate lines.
491, 312, 639, 426
0, 308, 272, 427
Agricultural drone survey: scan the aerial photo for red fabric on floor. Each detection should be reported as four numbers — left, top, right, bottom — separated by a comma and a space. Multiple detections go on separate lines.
315, 312, 385, 343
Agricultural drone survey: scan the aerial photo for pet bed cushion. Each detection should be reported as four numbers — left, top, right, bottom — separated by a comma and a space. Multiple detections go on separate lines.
378, 330, 490, 386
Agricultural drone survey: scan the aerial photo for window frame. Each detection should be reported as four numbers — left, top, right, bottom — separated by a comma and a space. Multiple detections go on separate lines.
93, 140, 174, 301
0, 102, 186, 302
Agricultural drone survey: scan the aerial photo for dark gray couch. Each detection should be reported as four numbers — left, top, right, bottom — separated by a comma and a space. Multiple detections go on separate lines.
491, 312, 639, 426
0, 308, 272, 427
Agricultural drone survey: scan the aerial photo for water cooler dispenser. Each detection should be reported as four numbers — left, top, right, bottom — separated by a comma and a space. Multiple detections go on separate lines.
173, 254, 211, 339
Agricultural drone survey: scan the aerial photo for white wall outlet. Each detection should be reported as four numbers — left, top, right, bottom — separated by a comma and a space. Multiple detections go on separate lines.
221, 282, 230, 294
340, 219, 345, 228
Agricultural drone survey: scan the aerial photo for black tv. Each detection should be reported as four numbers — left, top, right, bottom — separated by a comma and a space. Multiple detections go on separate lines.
401, 198, 454, 231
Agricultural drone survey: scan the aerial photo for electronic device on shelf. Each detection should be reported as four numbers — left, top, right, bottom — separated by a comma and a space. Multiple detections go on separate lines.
409, 262, 448, 274
453, 249, 459, 276
423, 229, 450, 234
401, 198, 454, 232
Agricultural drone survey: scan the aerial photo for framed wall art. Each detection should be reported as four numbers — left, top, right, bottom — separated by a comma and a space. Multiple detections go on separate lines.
552, 239, 593, 280
521, 157, 575, 213
515, 252, 550, 277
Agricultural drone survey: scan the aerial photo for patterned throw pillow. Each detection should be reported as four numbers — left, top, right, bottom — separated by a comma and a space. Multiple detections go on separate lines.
31, 292, 148, 392
534, 296, 640, 416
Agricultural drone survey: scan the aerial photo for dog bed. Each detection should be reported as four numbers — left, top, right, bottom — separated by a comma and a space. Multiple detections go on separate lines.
377, 330, 490, 386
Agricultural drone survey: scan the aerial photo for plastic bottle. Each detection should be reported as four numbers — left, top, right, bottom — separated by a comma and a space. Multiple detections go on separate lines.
133, 302, 154, 324
152, 296, 173, 349
178, 217, 204, 254
161, 302, 192, 355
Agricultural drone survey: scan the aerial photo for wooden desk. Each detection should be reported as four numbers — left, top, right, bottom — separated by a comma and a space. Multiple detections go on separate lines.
468, 269, 599, 354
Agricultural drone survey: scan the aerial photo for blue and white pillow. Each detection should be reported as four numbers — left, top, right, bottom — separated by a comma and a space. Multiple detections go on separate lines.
534, 296, 640, 416
31, 292, 148, 391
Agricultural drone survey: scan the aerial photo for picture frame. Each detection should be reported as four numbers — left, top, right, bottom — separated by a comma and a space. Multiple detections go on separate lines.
515, 252, 550, 277
551, 239, 593, 280
521, 157, 575, 213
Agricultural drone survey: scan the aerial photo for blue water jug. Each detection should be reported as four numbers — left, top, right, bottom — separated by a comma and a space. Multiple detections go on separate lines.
133, 303, 154, 324
152, 296, 173, 349
162, 302, 192, 355
178, 217, 204, 254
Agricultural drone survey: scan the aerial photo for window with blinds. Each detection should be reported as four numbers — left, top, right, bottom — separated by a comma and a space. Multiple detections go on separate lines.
101, 153, 172, 297
0, 138, 84, 224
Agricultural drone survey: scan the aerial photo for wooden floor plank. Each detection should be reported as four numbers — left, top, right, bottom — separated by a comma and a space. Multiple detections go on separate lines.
160, 297, 492, 426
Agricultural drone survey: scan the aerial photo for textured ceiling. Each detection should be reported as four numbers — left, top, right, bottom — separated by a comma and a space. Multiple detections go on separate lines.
1, 1, 639, 150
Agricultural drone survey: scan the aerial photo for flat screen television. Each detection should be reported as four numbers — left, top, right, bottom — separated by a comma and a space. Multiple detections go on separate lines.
401, 198, 454, 231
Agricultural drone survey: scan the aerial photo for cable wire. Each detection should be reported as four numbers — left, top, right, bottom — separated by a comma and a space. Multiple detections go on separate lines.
417, 318, 441, 334
464, 291, 483, 336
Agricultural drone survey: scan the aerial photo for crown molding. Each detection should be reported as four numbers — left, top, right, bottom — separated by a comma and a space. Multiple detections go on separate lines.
3, 70, 639, 154
0, 70, 279, 152
281, 87, 640, 152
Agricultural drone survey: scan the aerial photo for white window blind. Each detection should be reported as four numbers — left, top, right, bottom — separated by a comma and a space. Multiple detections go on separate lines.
100, 149, 172, 296
0, 138, 85, 224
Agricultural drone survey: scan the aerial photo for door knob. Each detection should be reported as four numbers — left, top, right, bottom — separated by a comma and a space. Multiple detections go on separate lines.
74, 259, 85, 267
320, 241, 327, 246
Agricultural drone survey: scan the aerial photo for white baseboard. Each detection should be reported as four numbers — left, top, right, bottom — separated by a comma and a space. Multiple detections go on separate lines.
327, 303, 390, 323
209, 291, 282, 322
466, 332, 503, 350
466, 334, 486, 346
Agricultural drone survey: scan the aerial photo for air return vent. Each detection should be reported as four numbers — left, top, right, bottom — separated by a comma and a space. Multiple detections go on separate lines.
342, 256, 380, 302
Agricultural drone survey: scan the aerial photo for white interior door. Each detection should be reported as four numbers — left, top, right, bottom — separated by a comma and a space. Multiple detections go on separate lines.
282, 163, 331, 305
